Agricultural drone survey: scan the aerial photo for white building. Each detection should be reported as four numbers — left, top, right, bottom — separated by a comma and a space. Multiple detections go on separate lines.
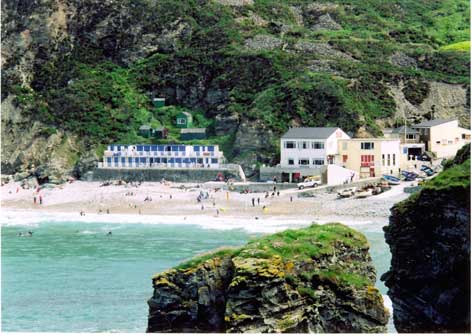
413, 119, 471, 159
280, 127, 351, 169
100, 144, 224, 169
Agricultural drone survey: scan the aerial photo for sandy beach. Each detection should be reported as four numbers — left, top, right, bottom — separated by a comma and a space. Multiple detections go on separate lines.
1, 180, 414, 231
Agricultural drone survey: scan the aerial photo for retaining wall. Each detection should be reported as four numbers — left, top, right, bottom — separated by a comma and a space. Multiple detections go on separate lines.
84, 168, 242, 182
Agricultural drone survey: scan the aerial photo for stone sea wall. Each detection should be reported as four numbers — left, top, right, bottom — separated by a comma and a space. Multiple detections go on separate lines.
85, 168, 242, 182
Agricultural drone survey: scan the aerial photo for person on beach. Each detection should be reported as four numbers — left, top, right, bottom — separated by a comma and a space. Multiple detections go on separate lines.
170, 195, 172, 199
290, 196, 293, 202
265, 192, 269, 198
252, 198, 255, 207
201, 205, 204, 211
257, 198, 260, 205
106, 209, 110, 214
277, 191, 280, 197
33, 196, 36, 204
216, 209, 219, 217
39, 195, 43, 205
16, 187, 19, 193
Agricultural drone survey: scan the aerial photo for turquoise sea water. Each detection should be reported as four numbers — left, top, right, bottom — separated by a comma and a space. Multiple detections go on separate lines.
1, 218, 391, 332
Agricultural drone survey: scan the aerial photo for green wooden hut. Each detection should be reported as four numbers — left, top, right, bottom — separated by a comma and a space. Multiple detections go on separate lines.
180, 128, 206, 140
139, 124, 153, 138
176, 111, 193, 128
152, 98, 166, 108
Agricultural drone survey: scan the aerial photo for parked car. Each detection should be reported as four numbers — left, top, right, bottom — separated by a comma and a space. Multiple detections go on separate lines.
297, 176, 321, 190
420, 165, 435, 176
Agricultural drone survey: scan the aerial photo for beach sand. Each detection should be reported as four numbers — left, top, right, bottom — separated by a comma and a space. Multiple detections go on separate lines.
1, 180, 414, 230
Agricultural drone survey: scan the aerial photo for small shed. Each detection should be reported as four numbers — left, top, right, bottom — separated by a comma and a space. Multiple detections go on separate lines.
139, 125, 153, 138
180, 128, 206, 140
176, 112, 193, 128
152, 98, 165, 108
154, 127, 169, 139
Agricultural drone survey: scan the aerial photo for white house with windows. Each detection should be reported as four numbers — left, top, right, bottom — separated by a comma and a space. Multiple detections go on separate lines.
280, 127, 351, 169
412, 119, 471, 159
99, 144, 224, 169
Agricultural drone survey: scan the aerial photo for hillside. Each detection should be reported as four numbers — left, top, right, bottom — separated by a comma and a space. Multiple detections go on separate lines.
1, 0, 470, 181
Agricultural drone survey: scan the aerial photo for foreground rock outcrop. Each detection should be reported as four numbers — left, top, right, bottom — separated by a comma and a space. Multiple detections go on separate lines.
147, 223, 389, 333
382, 144, 471, 332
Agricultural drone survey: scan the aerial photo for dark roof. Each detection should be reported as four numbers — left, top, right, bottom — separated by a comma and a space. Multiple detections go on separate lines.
281, 127, 340, 139
392, 126, 419, 135
413, 119, 456, 128
139, 125, 152, 130
180, 128, 206, 133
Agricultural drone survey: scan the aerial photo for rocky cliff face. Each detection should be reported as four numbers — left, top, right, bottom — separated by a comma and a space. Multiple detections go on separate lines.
147, 223, 389, 333
382, 145, 471, 332
1, 0, 470, 181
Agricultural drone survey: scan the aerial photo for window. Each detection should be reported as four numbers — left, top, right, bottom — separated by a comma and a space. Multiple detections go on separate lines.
441, 139, 447, 145
448, 140, 453, 145
387, 154, 391, 166
301, 141, 308, 149
211, 158, 218, 164
285, 141, 296, 149
342, 155, 348, 163
406, 134, 415, 139
436, 141, 441, 144
177, 118, 186, 125
361, 142, 375, 150
361, 155, 374, 167
313, 159, 325, 165
312, 142, 324, 149
393, 154, 396, 166
342, 142, 347, 150
299, 159, 310, 166
382, 154, 385, 166
288, 159, 294, 165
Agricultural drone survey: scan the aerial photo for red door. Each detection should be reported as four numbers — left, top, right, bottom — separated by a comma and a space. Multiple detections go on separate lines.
369, 167, 375, 177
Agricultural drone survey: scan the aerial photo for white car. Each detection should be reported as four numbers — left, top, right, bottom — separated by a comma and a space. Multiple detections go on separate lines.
297, 178, 320, 190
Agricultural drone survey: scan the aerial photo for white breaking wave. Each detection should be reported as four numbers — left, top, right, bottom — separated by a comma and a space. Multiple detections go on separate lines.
1, 208, 387, 234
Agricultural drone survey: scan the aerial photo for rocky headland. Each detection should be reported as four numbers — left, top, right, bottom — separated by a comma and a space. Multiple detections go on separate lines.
147, 223, 389, 333
382, 144, 471, 332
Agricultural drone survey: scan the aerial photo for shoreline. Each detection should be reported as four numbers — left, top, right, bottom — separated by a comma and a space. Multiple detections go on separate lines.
1, 180, 413, 233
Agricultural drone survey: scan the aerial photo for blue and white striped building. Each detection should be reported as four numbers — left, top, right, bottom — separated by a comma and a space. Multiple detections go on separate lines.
99, 144, 225, 169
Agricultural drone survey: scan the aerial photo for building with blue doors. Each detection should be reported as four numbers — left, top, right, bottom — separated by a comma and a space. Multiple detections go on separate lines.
99, 144, 225, 169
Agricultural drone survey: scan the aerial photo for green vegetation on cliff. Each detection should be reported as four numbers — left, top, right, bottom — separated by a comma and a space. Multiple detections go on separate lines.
150, 222, 388, 332
394, 144, 470, 214
175, 223, 371, 289
4, 0, 470, 166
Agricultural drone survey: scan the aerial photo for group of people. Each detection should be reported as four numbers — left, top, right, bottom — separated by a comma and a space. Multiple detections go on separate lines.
18, 231, 33, 237
33, 195, 43, 205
